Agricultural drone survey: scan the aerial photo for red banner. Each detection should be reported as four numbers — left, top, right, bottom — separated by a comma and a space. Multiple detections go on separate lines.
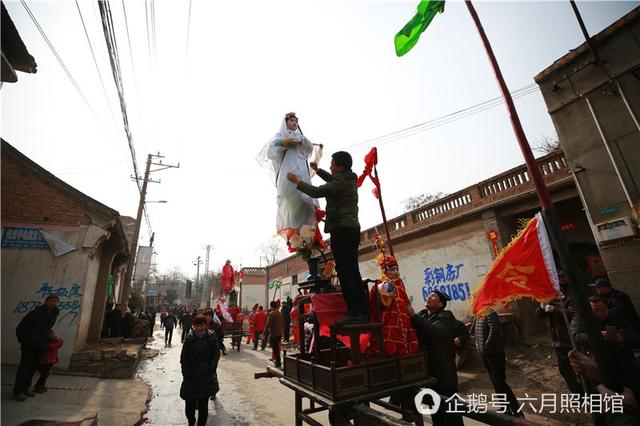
472, 213, 560, 316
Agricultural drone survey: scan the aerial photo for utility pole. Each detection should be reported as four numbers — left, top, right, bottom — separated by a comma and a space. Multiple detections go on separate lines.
204, 244, 212, 307
142, 232, 155, 311
120, 153, 179, 313
193, 256, 202, 308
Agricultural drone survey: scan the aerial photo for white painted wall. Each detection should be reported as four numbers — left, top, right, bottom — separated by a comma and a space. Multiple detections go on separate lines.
359, 230, 493, 321
73, 253, 101, 350
242, 284, 266, 311
1, 227, 89, 369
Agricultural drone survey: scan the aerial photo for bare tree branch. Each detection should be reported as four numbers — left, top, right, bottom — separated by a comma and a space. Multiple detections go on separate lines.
402, 191, 448, 212
533, 135, 561, 154
257, 238, 287, 266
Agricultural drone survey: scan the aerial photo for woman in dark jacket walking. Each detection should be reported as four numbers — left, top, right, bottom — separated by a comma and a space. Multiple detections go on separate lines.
180, 314, 220, 426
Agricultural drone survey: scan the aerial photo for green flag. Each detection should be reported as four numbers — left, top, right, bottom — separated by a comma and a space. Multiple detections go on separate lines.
107, 274, 114, 296
269, 279, 282, 290
395, 0, 445, 57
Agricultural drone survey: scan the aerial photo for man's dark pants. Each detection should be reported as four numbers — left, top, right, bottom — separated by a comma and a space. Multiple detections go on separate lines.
330, 227, 367, 316
185, 398, 208, 426
182, 326, 191, 342
270, 336, 282, 366
261, 329, 270, 350
253, 330, 263, 350
35, 363, 53, 389
165, 326, 174, 344
429, 386, 464, 426
283, 319, 290, 342
482, 353, 520, 415
555, 346, 582, 394
13, 349, 43, 395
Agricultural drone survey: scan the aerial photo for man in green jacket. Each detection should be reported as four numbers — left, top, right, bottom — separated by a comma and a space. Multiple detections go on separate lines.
287, 151, 368, 324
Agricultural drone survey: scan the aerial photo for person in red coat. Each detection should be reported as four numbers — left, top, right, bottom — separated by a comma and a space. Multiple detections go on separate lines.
246, 304, 258, 344
33, 331, 63, 393
252, 306, 267, 350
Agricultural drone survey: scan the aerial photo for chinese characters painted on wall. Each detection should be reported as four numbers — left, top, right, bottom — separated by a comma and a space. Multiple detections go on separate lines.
422, 263, 471, 302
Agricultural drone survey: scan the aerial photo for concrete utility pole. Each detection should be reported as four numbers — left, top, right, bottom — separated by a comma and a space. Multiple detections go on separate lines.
204, 244, 212, 307
193, 256, 202, 308
120, 153, 179, 312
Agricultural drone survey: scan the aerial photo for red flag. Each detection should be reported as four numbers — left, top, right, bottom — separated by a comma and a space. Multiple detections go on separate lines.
357, 147, 380, 190
472, 213, 560, 317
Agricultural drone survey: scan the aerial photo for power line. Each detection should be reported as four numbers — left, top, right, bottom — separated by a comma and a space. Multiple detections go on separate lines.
74, 0, 120, 142
150, 0, 157, 63
96, 0, 142, 190
185, 0, 192, 75
343, 83, 539, 151
121, 0, 148, 154
144, 0, 152, 68
20, 0, 109, 135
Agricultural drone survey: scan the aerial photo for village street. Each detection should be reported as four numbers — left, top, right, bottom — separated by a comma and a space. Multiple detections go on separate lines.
139, 322, 501, 426
139, 324, 295, 426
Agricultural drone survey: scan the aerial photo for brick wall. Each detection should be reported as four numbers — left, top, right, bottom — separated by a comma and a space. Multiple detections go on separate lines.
1, 153, 89, 225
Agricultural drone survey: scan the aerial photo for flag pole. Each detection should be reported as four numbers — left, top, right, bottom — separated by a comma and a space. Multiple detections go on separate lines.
464, 0, 620, 390
373, 165, 395, 257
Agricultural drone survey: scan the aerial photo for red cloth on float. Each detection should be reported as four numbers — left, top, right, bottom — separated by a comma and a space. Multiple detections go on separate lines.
311, 293, 369, 353
369, 278, 419, 356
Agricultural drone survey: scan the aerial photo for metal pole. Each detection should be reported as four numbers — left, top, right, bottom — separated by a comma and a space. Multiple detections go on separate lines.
195, 256, 201, 308
569, 1, 601, 64
121, 154, 152, 313
373, 165, 395, 257
464, 0, 620, 391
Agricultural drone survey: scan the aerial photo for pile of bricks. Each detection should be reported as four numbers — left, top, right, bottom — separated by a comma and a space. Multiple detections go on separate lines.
68, 338, 146, 378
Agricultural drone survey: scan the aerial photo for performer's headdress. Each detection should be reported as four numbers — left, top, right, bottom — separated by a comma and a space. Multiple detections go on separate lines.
379, 256, 398, 271
285, 112, 298, 121
372, 234, 400, 281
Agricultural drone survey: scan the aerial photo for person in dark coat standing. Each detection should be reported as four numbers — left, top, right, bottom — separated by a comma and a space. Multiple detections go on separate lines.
13, 294, 60, 401
589, 278, 640, 335
408, 290, 463, 426
180, 314, 220, 426
282, 299, 291, 343
536, 285, 582, 394
287, 151, 368, 325
164, 311, 177, 347
452, 316, 470, 369
474, 310, 521, 417
181, 311, 193, 343
264, 301, 284, 367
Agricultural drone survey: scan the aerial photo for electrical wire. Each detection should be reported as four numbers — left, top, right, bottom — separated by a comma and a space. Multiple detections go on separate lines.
121, 0, 148, 154
74, 0, 120, 142
150, 0, 157, 63
97, 0, 142, 191
342, 83, 539, 151
185, 0, 192, 74
144, 0, 152, 68
20, 0, 109, 136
